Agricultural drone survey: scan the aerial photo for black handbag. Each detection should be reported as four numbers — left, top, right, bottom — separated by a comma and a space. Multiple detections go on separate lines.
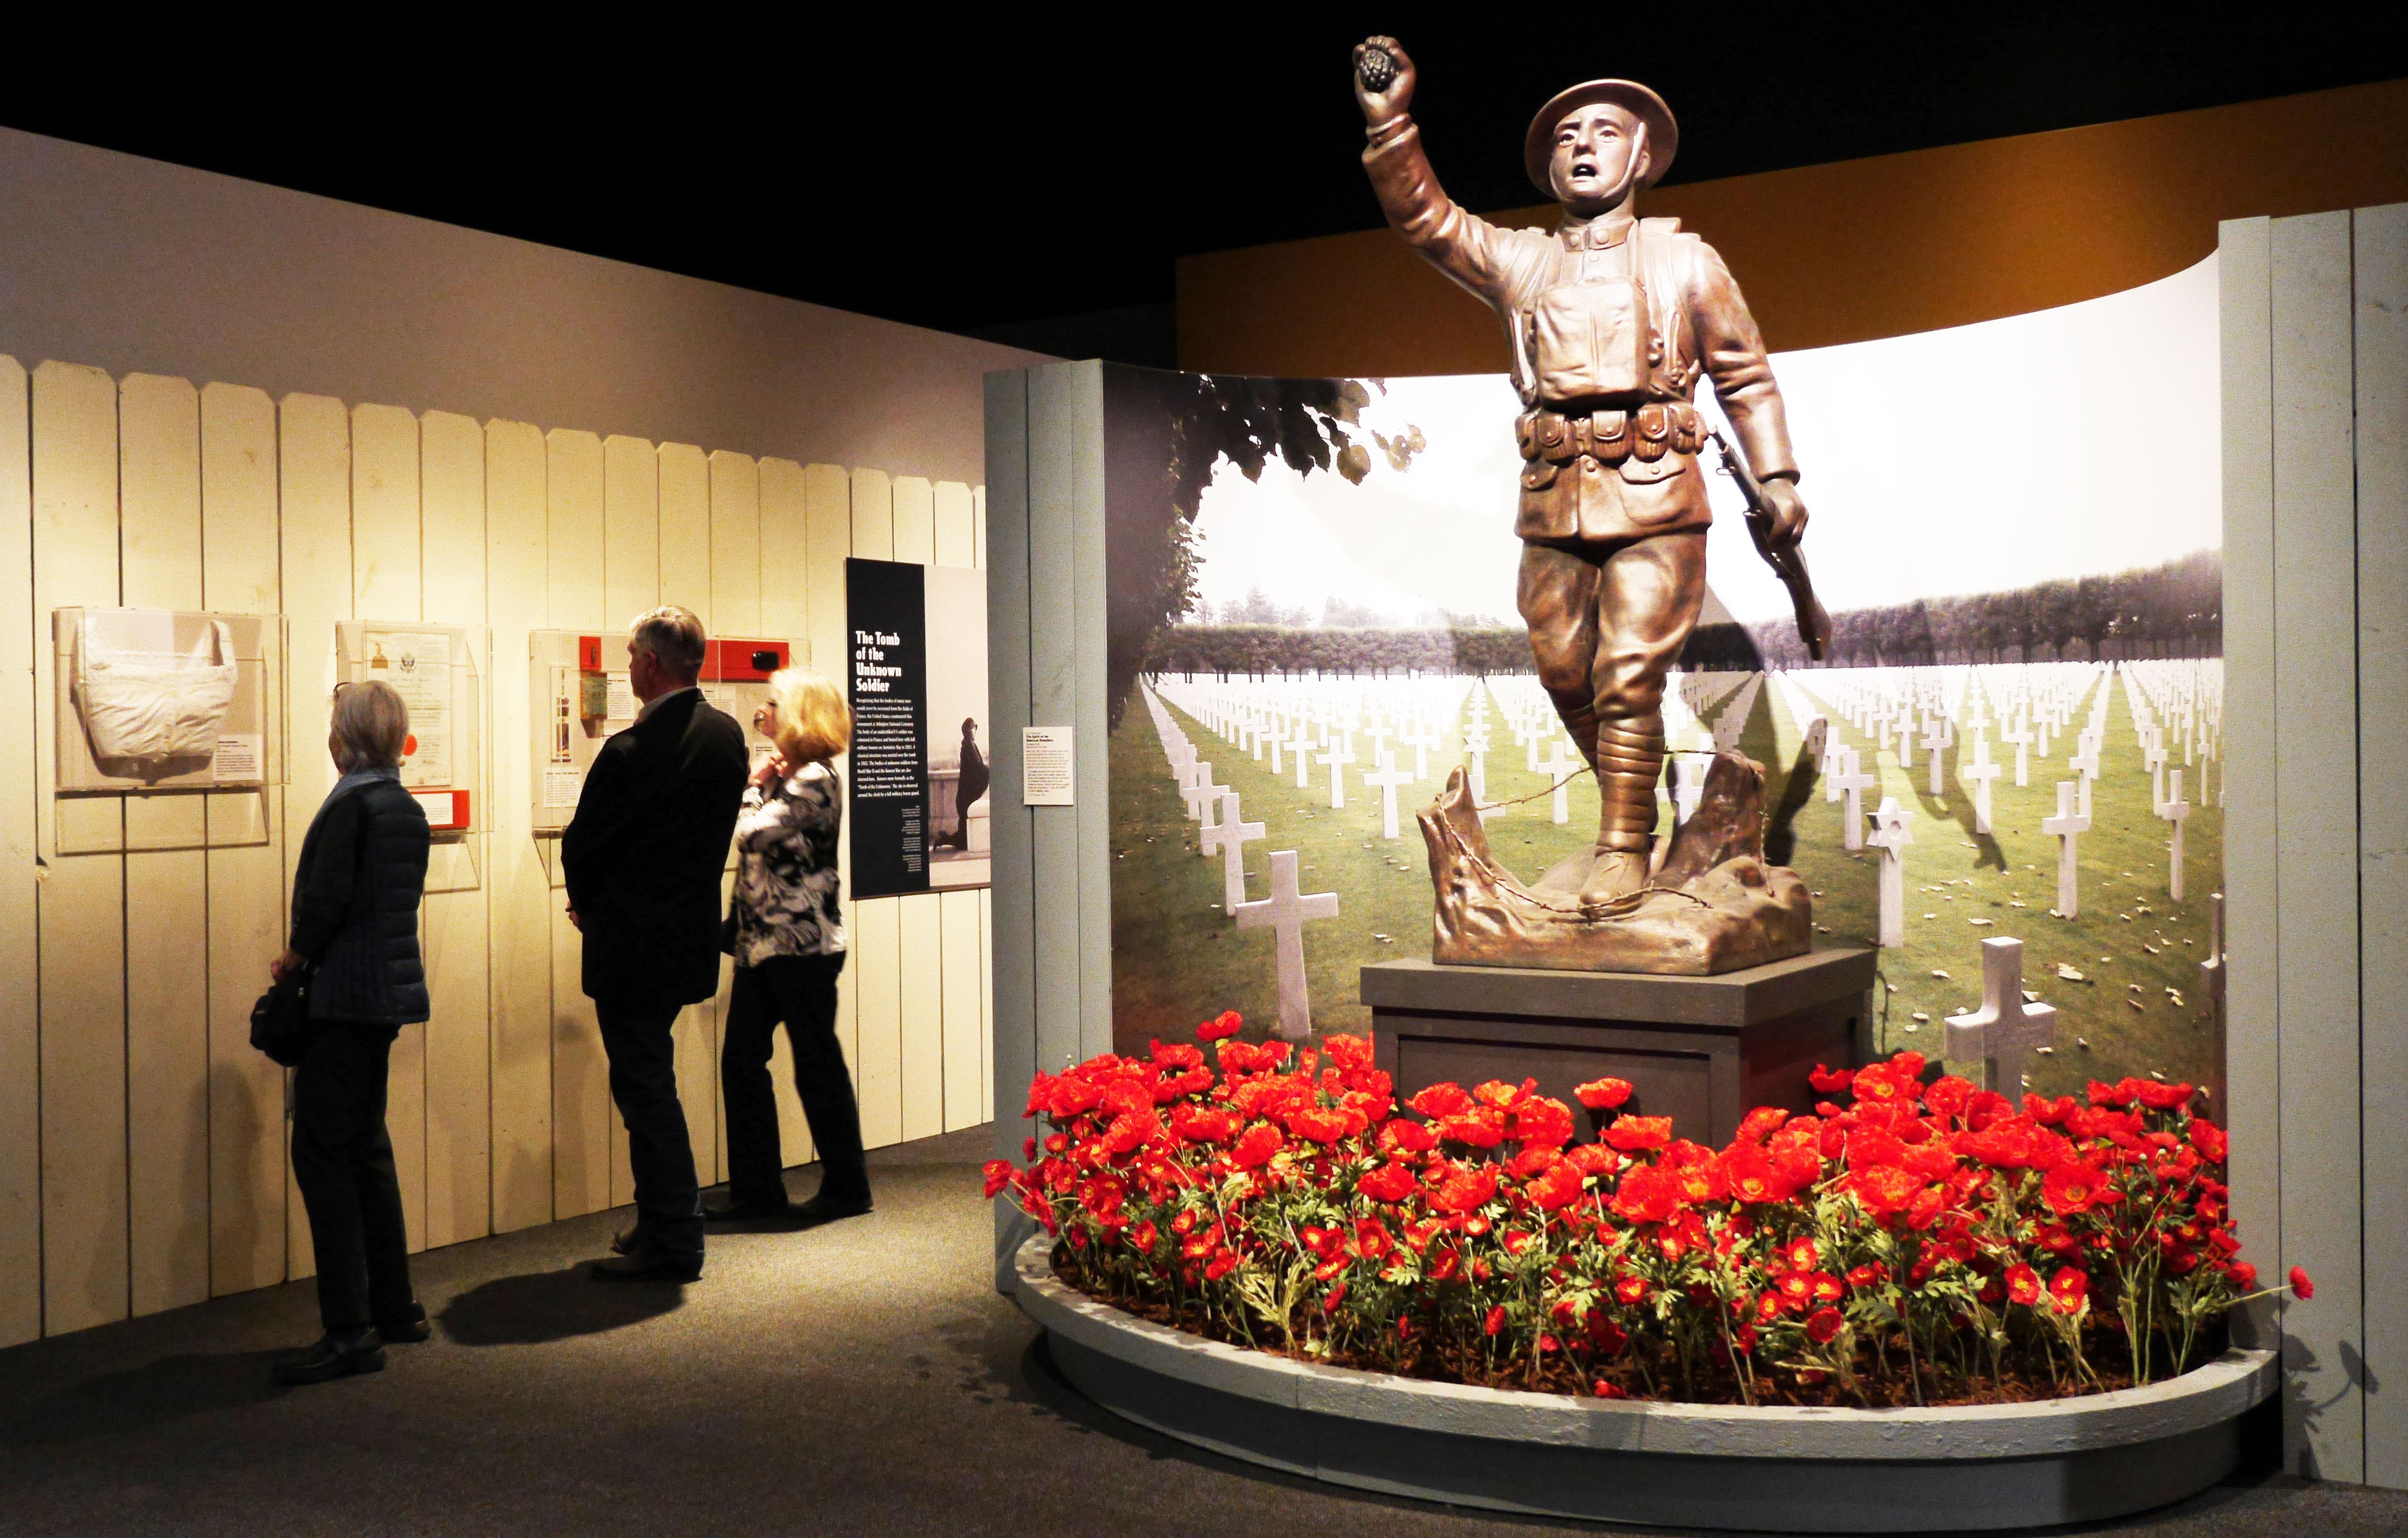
249, 969, 312, 1068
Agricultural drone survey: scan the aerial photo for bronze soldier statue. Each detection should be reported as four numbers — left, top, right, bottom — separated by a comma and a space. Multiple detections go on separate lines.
1354, 38, 1811, 906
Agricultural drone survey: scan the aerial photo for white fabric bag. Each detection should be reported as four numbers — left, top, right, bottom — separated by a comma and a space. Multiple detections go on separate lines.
75, 611, 240, 764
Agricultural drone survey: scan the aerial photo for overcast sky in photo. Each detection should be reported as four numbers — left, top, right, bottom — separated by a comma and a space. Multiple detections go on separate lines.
1186, 253, 2220, 629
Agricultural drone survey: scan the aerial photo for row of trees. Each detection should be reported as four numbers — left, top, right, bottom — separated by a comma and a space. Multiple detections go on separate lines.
1147, 551, 2225, 681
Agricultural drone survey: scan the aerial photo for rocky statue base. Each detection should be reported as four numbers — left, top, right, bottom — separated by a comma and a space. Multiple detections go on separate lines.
1419, 750, 1812, 976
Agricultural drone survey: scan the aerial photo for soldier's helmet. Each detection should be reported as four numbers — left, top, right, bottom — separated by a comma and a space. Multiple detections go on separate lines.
1524, 79, 1679, 197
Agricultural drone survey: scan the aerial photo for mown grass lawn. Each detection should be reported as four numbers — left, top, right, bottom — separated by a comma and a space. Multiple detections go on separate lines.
1108, 666, 2221, 1105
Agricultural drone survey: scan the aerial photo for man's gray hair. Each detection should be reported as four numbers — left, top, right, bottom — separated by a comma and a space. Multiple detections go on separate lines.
628, 605, 708, 678
330, 679, 410, 771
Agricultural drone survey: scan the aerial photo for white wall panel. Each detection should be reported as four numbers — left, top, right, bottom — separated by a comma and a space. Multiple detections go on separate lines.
421, 408, 490, 1250
199, 381, 286, 1297
544, 429, 609, 1219
485, 419, 553, 1232
350, 403, 428, 1255
278, 391, 352, 1280
33, 361, 127, 1334
118, 373, 210, 1316
0, 356, 38, 1346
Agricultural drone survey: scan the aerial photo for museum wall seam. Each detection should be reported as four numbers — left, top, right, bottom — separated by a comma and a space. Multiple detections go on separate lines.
1181, 78, 2408, 378
0, 127, 1048, 491
0, 354, 993, 1344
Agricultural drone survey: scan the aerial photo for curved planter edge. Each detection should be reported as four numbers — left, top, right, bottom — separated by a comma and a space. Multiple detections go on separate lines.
1012, 1237, 2276, 1533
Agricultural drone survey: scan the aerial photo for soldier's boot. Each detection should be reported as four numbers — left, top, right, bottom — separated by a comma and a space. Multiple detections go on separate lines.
1578, 716, 1665, 904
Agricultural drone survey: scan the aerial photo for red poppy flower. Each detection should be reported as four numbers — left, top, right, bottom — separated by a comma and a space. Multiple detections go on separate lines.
1575, 1077, 1635, 1110
1806, 1064, 1854, 1095
1756, 1291, 1787, 1323
2189, 1120, 2229, 1162
1324, 1033, 1374, 1071
1484, 1304, 1507, 1337
1203, 1249, 1240, 1280
1474, 1077, 1535, 1110
1197, 1010, 1244, 1041
2228, 1261, 2259, 1291
981, 1159, 1014, 1197
1734, 1106, 1789, 1145
2041, 1164, 2119, 1215
1566, 1143, 1621, 1177
2290, 1266, 2316, 1301
1805, 1306, 1845, 1344
1615, 1274, 1651, 1304
1130, 1219, 1158, 1254
1609, 1168, 1683, 1224
1428, 1246, 1462, 1281
1924, 1076, 1973, 1119
1846, 1263, 1888, 1289
1841, 1164, 1923, 1215
1605, 1116, 1673, 1154
1508, 1145, 1563, 1177
2136, 1080, 2194, 1111
1527, 1159, 1587, 1212
1231, 1123, 1284, 1169
1216, 1041, 1265, 1074
1354, 1218, 1395, 1260
1784, 1236, 1821, 1271
1512, 1096, 1576, 1149
1408, 1081, 1475, 1119
1592, 1380, 1630, 1399
1379, 1117, 1438, 1154
2007, 1263, 2044, 1306
1357, 1160, 1418, 1203
1285, 1107, 1352, 1144
1435, 1111, 1507, 1148
2048, 1266, 2088, 1314
1430, 1163, 1499, 1215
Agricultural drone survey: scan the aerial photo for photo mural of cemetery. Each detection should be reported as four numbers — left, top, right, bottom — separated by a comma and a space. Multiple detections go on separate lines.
1102, 255, 2225, 1104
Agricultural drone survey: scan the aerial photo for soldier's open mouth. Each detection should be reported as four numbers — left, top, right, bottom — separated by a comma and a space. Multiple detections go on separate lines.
1573, 161, 1597, 178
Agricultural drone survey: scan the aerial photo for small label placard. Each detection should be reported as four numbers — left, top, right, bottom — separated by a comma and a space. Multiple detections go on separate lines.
1022, 727, 1074, 806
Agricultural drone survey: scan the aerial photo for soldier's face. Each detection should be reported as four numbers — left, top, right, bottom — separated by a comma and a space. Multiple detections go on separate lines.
1549, 105, 1647, 214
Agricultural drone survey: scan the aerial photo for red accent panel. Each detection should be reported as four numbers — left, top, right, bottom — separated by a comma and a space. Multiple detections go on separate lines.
704, 638, 789, 682
578, 635, 603, 671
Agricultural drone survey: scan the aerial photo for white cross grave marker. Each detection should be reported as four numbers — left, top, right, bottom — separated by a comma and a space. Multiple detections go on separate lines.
2161, 768, 2191, 901
1944, 937, 2059, 1095
1962, 734, 2002, 835
1199, 791, 1265, 911
1318, 739, 1356, 809
1830, 747, 1876, 851
1361, 753, 1415, 840
1538, 740, 1579, 826
1866, 795, 1913, 947
1922, 718, 1949, 797
2002, 721, 2034, 787
2200, 891, 2226, 1032
1289, 726, 1315, 789
1232, 849, 1340, 1041
2041, 780, 2090, 918
2070, 737, 2100, 820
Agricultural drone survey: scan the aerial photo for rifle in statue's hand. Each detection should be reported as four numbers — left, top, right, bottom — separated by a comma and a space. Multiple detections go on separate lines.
1708, 425, 1832, 661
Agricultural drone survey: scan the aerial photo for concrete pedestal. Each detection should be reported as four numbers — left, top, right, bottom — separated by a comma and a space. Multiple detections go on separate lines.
1361, 948, 1877, 1145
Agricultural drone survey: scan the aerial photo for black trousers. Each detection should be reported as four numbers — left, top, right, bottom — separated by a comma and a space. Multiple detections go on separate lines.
594, 995, 705, 1257
291, 1019, 419, 1334
720, 953, 869, 1207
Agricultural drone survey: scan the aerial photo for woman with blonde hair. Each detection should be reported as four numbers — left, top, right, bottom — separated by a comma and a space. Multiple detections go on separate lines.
270, 679, 431, 1383
711, 666, 870, 1223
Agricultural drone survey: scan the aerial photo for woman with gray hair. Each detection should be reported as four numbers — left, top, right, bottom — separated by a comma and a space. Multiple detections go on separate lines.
268, 679, 432, 1384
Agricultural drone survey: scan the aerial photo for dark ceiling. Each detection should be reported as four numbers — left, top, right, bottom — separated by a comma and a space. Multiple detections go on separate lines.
6, 11, 2404, 342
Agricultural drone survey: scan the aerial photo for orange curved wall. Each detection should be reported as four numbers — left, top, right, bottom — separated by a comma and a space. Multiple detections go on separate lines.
1178, 78, 2408, 375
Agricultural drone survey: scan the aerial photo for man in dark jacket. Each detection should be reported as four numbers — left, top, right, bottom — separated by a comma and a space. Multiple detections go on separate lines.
563, 606, 749, 1280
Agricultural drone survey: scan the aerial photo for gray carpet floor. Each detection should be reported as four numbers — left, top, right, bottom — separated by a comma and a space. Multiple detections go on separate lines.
1, 1123, 2404, 1537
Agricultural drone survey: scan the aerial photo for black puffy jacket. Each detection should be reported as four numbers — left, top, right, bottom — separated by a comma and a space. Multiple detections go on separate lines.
289, 771, 431, 1025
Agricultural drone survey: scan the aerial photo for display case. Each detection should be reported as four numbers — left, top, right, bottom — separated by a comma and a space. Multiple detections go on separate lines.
54, 606, 284, 793
528, 630, 797, 832
338, 621, 484, 834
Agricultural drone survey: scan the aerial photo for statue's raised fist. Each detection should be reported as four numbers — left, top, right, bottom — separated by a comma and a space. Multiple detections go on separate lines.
1353, 37, 1415, 126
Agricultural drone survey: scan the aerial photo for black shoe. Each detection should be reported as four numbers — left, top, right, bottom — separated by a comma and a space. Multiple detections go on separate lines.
377, 1316, 432, 1344
792, 1192, 873, 1227
610, 1226, 640, 1257
703, 1194, 793, 1222
591, 1245, 703, 1282
273, 1330, 386, 1385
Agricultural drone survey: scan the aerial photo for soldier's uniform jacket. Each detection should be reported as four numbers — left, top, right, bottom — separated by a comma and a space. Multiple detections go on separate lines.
1365, 119, 1797, 544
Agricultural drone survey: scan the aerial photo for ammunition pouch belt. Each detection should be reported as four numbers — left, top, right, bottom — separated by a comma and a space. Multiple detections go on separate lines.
1516, 402, 1705, 470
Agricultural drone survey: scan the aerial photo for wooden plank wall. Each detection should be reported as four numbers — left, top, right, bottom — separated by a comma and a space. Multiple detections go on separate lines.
0, 353, 990, 1344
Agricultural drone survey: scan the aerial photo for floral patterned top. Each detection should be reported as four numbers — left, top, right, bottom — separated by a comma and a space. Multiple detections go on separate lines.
731, 759, 845, 966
